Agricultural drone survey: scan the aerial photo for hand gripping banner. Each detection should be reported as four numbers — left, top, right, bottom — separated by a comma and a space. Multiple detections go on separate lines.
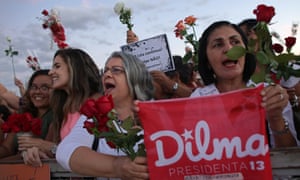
138, 85, 272, 180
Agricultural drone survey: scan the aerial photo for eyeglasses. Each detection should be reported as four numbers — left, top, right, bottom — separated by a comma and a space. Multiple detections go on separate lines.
29, 84, 51, 92
103, 66, 125, 75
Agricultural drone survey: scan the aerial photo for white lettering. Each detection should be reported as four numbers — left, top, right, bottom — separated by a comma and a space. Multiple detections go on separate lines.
151, 120, 269, 167
151, 130, 184, 166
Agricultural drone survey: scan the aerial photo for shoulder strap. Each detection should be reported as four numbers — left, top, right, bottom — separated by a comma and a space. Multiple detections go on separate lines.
92, 135, 99, 151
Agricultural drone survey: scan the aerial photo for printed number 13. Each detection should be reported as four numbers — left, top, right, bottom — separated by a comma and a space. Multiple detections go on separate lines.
249, 161, 265, 170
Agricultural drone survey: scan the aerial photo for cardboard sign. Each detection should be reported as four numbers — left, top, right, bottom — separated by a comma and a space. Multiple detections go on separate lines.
0, 164, 50, 180
138, 85, 273, 180
121, 34, 175, 72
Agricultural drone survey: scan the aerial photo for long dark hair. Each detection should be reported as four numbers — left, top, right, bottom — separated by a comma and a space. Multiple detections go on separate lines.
51, 48, 102, 142
198, 21, 256, 85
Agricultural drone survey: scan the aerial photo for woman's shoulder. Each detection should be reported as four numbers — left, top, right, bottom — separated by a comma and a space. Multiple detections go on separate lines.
41, 109, 54, 124
190, 84, 218, 97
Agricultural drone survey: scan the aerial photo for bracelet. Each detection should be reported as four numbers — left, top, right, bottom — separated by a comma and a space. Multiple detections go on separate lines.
292, 95, 299, 108
271, 119, 289, 135
51, 144, 58, 155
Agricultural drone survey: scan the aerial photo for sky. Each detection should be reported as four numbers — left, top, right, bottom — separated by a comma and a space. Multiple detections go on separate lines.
1, 0, 300, 95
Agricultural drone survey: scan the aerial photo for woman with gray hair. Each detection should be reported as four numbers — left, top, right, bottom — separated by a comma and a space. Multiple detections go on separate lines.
56, 51, 154, 179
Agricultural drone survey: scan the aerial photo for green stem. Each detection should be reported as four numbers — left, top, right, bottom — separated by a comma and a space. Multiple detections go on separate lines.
11, 56, 16, 79
192, 25, 197, 41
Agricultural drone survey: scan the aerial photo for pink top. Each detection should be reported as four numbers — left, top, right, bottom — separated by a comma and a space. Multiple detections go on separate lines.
60, 112, 81, 140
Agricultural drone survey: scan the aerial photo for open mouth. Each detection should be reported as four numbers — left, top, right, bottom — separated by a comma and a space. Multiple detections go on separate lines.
34, 96, 43, 100
104, 82, 115, 94
222, 60, 238, 67
52, 76, 58, 82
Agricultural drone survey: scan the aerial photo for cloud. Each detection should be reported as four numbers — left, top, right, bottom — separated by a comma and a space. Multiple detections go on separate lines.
1, 0, 300, 93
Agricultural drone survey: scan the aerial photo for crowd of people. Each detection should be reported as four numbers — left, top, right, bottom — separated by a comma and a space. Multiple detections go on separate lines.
0, 17, 300, 180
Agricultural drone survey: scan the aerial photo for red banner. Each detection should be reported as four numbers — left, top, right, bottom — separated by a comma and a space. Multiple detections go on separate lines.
0, 164, 50, 180
138, 85, 272, 180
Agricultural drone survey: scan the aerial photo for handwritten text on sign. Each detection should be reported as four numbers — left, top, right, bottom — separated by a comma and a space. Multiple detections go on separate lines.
121, 34, 174, 72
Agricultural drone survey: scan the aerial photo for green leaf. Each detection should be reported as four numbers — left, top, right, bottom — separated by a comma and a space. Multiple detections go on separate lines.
269, 60, 278, 69
108, 109, 118, 120
106, 120, 120, 134
226, 46, 246, 60
293, 55, 300, 61
185, 34, 194, 42
100, 131, 115, 138
137, 143, 146, 157
4, 50, 9, 56
127, 128, 142, 136
12, 51, 18, 56
256, 51, 270, 64
182, 51, 193, 64
122, 117, 134, 130
247, 39, 257, 53
255, 22, 270, 41
288, 68, 300, 78
282, 71, 289, 80
274, 53, 297, 64
250, 63, 267, 83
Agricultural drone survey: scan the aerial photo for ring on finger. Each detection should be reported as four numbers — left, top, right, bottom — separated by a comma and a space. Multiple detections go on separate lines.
292, 95, 299, 107
280, 93, 284, 100
279, 86, 284, 93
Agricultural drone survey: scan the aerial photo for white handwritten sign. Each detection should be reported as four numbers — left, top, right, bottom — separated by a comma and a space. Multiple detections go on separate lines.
121, 34, 175, 72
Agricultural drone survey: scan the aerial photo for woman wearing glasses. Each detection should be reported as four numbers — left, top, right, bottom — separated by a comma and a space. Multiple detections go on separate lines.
0, 69, 54, 159
56, 51, 153, 179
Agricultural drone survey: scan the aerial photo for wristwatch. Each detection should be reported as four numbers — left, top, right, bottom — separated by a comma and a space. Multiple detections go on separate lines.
292, 95, 299, 108
51, 144, 58, 155
172, 82, 179, 92
271, 119, 289, 135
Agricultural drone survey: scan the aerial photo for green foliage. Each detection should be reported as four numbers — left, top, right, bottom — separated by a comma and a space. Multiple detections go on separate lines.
226, 46, 246, 60
256, 51, 270, 64
182, 51, 193, 64
226, 21, 300, 83
4, 38, 19, 58
119, 8, 133, 30
101, 114, 145, 160
4, 37, 18, 78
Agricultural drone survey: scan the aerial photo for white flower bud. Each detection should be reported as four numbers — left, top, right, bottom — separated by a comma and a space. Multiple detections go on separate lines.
114, 2, 124, 15
123, 7, 131, 14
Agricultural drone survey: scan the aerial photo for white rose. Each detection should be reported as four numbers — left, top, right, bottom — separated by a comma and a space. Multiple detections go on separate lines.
114, 2, 124, 15
123, 7, 131, 14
